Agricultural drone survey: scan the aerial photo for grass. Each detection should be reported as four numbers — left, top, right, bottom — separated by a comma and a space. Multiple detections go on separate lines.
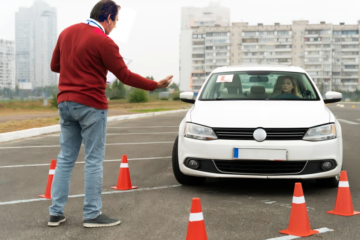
0, 99, 191, 133
0, 100, 52, 110
128, 108, 175, 113
0, 117, 60, 134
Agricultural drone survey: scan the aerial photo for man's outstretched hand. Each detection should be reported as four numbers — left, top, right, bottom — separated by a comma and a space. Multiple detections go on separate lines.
156, 75, 173, 89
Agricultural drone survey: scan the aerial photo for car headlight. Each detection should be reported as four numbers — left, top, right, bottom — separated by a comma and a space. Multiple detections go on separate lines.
303, 124, 336, 141
184, 123, 218, 140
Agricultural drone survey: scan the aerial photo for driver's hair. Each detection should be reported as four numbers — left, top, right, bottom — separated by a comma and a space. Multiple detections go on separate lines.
282, 76, 301, 97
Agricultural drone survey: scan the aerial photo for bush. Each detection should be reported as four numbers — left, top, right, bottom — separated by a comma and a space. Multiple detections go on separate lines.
160, 97, 169, 101
172, 92, 180, 101
129, 89, 148, 103
51, 93, 58, 108
109, 96, 125, 100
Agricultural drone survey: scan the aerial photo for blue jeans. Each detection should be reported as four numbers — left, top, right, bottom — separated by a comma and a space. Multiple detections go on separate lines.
49, 101, 108, 220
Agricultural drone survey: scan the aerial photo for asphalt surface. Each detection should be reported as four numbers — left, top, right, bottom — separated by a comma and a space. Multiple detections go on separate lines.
0, 103, 359, 240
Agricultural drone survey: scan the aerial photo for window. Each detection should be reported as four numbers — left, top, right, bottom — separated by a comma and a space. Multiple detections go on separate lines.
214, 39, 227, 44
200, 71, 319, 100
277, 31, 290, 35
342, 30, 359, 36
243, 31, 257, 36
259, 31, 275, 36
216, 46, 228, 50
259, 38, 274, 42
344, 65, 358, 69
243, 45, 257, 50
243, 38, 258, 43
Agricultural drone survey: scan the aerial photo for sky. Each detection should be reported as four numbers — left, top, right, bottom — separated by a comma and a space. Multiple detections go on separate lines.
1, 0, 360, 85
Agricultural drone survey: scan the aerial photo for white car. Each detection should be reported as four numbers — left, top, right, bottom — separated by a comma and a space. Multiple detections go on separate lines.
173, 65, 343, 188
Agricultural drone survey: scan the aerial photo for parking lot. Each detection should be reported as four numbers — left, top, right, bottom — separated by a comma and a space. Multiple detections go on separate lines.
0, 103, 359, 240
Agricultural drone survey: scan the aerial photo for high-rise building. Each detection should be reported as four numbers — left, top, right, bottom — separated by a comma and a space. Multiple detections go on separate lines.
179, 2, 230, 91
186, 20, 360, 93
15, 0, 57, 88
0, 40, 15, 89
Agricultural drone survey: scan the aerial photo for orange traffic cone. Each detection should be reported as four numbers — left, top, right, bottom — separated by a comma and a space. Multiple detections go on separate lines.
327, 171, 360, 216
186, 198, 208, 240
39, 159, 56, 199
280, 183, 318, 237
111, 155, 137, 190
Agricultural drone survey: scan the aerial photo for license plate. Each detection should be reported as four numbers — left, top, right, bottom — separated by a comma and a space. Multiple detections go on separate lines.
233, 148, 287, 161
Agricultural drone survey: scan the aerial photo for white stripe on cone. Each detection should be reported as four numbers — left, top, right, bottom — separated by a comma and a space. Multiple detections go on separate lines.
189, 212, 204, 222
292, 196, 305, 204
120, 163, 129, 168
49, 169, 55, 175
339, 181, 349, 187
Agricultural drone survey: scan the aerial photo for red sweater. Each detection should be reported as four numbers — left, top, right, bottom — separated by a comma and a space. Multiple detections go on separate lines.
51, 23, 158, 109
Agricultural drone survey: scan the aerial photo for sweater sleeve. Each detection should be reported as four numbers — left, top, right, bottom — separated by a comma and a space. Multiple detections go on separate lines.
50, 37, 61, 73
100, 37, 158, 91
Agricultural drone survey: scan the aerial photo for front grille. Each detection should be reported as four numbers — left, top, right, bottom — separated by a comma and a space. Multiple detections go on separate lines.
214, 160, 307, 174
213, 128, 308, 141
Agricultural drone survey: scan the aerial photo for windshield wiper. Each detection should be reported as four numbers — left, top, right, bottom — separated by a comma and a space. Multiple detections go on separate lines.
215, 98, 242, 100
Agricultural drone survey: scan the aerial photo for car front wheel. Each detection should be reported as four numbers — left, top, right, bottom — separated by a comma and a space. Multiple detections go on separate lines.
172, 136, 206, 185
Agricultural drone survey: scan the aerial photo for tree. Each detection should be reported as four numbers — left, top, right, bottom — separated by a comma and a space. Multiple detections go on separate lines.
169, 82, 179, 91
111, 80, 126, 99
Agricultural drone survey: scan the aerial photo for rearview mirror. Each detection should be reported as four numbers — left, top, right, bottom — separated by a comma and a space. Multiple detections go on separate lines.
324, 91, 342, 104
180, 92, 195, 104
249, 76, 269, 82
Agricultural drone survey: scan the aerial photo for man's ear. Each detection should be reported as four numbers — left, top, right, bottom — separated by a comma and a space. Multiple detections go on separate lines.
107, 14, 112, 23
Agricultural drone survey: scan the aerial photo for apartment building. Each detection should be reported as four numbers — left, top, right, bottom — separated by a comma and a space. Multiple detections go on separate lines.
15, 0, 57, 88
185, 20, 360, 93
0, 40, 15, 90
179, 2, 230, 91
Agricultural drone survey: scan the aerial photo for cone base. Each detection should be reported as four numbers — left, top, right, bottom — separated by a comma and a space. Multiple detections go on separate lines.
111, 186, 138, 191
279, 229, 319, 237
39, 194, 51, 199
327, 210, 360, 216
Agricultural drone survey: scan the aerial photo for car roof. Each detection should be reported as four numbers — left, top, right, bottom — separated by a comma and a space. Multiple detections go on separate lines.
212, 65, 307, 74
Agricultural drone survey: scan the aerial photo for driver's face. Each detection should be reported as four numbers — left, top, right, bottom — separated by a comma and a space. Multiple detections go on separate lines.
282, 79, 294, 94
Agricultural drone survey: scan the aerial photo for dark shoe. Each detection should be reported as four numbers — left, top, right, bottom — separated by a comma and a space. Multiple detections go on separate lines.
48, 215, 66, 227
83, 213, 121, 228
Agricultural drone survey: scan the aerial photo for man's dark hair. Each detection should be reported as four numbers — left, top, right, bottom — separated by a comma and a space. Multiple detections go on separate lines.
90, 0, 120, 22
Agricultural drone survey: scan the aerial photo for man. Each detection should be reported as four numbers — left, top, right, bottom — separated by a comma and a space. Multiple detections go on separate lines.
49, 0, 172, 228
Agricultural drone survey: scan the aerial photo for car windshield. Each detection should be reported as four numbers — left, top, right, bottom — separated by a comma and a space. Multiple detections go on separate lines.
199, 71, 320, 101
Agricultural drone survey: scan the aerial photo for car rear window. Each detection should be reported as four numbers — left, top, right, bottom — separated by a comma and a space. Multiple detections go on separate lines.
199, 71, 320, 101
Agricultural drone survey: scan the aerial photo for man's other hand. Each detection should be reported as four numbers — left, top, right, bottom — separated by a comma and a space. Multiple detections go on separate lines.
156, 75, 173, 89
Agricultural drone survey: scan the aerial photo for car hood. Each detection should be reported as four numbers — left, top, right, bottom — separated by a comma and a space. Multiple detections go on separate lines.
190, 100, 330, 128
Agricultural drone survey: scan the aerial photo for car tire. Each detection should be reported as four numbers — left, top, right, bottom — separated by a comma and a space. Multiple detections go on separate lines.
172, 136, 206, 185
316, 175, 340, 188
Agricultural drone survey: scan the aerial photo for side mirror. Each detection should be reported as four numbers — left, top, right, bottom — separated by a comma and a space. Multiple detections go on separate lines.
180, 92, 195, 104
324, 91, 342, 104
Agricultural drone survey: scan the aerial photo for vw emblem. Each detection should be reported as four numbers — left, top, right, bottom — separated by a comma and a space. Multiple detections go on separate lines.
253, 128, 267, 142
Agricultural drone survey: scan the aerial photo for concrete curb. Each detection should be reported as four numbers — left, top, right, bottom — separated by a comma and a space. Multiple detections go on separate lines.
0, 109, 188, 143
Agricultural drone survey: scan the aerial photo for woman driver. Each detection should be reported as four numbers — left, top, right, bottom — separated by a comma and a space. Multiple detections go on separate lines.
281, 76, 301, 97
